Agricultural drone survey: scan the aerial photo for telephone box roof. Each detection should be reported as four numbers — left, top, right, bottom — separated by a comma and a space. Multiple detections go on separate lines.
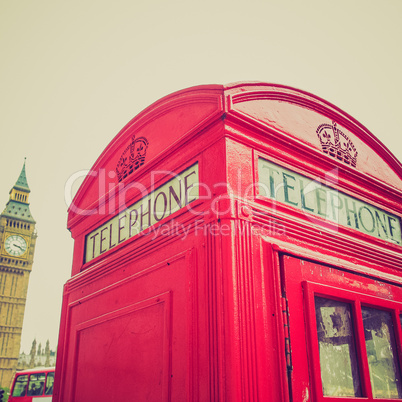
68, 82, 402, 228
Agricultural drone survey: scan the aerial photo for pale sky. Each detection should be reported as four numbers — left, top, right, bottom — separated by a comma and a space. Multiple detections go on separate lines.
0, 0, 401, 354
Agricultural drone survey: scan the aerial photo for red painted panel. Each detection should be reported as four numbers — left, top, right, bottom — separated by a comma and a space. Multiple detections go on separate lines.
55, 249, 194, 401
225, 82, 402, 191
233, 99, 402, 189
73, 294, 170, 401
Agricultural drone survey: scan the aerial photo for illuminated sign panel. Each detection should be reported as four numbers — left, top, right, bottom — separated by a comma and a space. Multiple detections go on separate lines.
258, 158, 401, 245
85, 163, 199, 262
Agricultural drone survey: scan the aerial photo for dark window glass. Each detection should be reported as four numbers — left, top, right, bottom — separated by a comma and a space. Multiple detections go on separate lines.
315, 297, 362, 396
27, 372, 46, 396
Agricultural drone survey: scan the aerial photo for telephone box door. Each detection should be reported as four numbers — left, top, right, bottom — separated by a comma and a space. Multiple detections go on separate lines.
283, 254, 402, 402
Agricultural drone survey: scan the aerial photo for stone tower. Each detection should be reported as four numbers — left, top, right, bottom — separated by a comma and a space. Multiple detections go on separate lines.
0, 161, 37, 388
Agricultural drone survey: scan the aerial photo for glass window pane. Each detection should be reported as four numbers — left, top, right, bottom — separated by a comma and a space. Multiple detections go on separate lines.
27, 372, 46, 396
12, 374, 28, 396
362, 307, 402, 399
45, 372, 55, 395
315, 297, 362, 396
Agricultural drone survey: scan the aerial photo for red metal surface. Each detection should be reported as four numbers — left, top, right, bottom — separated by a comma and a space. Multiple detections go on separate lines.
55, 83, 402, 401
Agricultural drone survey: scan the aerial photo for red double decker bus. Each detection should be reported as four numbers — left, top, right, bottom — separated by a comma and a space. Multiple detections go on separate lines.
9, 367, 54, 401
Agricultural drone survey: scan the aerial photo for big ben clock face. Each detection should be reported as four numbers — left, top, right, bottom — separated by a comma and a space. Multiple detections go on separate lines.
4, 235, 27, 256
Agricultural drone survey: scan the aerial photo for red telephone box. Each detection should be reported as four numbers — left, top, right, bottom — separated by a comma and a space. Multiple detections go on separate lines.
54, 82, 402, 401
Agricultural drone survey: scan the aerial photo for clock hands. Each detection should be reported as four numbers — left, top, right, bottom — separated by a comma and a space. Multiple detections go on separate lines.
12, 243, 24, 251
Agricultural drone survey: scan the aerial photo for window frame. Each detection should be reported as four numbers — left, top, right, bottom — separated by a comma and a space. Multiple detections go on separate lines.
303, 280, 402, 401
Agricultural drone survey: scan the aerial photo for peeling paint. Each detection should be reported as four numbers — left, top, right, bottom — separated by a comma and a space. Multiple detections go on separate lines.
302, 386, 309, 402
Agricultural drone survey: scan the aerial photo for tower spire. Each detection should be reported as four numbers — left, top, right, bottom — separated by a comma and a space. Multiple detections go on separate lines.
1, 159, 35, 223
13, 158, 30, 193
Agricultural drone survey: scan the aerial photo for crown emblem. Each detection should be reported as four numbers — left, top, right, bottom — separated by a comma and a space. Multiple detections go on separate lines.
316, 121, 358, 167
116, 136, 149, 182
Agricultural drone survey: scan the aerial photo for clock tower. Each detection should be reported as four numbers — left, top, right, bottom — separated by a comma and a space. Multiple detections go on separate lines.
0, 161, 37, 388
